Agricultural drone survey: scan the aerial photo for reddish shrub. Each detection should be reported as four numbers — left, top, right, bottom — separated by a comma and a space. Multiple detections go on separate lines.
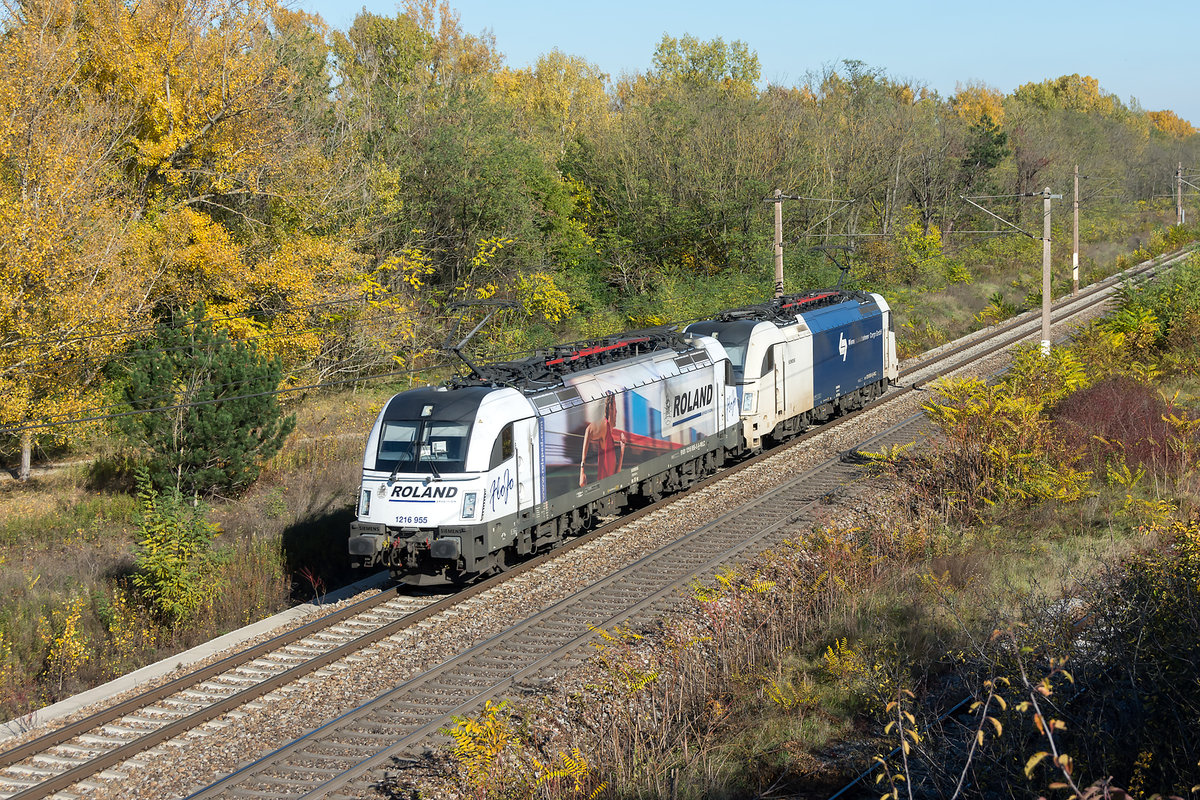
1052, 377, 1175, 472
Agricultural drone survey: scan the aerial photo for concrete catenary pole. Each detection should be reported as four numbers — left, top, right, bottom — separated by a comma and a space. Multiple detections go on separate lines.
1072, 165, 1080, 295
773, 189, 784, 297
1180, 163, 1186, 226
1042, 187, 1052, 355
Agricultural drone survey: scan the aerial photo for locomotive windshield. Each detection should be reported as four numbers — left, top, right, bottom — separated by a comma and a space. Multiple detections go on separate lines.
375, 420, 471, 474
688, 320, 756, 382
720, 340, 748, 377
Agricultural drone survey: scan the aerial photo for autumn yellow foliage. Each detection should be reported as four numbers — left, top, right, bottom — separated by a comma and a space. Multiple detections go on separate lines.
951, 80, 1006, 127
0, 0, 151, 439
1013, 74, 1124, 117
78, 0, 293, 199
495, 49, 610, 159
1147, 109, 1197, 139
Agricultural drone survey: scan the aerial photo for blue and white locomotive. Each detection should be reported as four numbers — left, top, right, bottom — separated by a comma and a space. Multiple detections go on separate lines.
348, 290, 897, 585
686, 289, 897, 452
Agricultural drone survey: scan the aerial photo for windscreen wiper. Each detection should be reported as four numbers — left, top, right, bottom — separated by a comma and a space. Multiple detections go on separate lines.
422, 455, 441, 482
388, 431, 419, 483
387, 452, 412, 483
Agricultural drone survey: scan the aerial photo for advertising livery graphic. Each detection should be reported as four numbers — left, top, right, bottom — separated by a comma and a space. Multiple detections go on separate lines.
541, 359, 718, 499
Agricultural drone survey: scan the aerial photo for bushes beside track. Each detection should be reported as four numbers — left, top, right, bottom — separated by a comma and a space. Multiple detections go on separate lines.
395, 253, 1200, 799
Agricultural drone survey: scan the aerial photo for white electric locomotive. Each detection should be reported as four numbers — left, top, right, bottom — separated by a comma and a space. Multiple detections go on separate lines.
686, 290, 898, 451
349, 329, 741, 585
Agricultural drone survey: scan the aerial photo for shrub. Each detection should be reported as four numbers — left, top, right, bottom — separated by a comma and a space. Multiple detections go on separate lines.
1117, 253, 1200, 347
131, 470, 219, 628
1002, 343, 1087, 407
975, 291, 1019, 326
1016, 521, 1200, 795
1069, 321, 1160, 385
1052, 377, 1178, 475
918, 378, 1091, 517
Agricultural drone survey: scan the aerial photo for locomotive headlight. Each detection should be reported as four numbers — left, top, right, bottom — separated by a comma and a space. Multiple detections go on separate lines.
461, 492, 477, 519
742, 392, 756, 414
360, 487, 371, 517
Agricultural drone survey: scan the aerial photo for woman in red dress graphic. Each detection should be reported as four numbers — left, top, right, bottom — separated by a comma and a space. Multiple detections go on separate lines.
579, 393, 625, 486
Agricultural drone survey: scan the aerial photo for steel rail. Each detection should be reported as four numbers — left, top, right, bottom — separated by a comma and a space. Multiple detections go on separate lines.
196, 250, 1190, 798
0, 389, 858, 800
191, 413, 933, 800
0, 587, 403, 770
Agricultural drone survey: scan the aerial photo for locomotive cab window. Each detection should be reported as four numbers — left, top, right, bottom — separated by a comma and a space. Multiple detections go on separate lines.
722, 341, 747, 372
375, 420, 471, 474
490, 423, 514, 469
377, 423, 416, 467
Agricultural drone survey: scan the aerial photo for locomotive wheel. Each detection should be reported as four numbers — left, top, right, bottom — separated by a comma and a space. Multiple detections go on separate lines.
492, 546, 514, 574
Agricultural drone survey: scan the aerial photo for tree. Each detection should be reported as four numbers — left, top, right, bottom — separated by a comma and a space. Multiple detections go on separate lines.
567, 35, 778, 292
76, 0, 303, 214
494, 49, 609, 162
649, 34, 760, 91
951, 80, 1006, 128
906, 99, 968, 234
0, 0, 150, 479
1146, 109, 1197, 139
1012, 74, 1125, 117
1, 0, 340, 480
330, 4, 591, 332
960, 113, 1009, 191
118, 305, 296, 496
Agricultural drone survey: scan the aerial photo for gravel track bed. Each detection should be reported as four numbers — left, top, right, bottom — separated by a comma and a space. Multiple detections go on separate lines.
41, 286, 1120, 800
74, 422, 923, 797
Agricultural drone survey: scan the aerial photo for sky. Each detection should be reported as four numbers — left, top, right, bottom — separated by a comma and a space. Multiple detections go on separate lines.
297, 0, 1200, 127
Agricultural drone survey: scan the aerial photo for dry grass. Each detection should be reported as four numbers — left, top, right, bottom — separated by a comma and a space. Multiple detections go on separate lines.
403, 317, 1200, 798
213, 384, 407, 596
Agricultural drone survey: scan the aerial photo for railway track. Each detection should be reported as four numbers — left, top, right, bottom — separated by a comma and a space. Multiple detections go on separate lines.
190, 414, 933, 800
0, 247, 1189, 800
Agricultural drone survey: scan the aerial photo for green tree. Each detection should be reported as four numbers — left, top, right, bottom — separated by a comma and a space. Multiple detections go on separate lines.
566, 36, 779, 295
650, 33, 760, 90
330, 6, 591, 310
960, 113, 1009, 190
118, 304, 295, 496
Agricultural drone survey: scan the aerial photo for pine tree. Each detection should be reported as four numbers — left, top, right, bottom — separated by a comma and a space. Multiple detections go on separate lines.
119, 304, 296, 496
961, 113, 1010, 189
